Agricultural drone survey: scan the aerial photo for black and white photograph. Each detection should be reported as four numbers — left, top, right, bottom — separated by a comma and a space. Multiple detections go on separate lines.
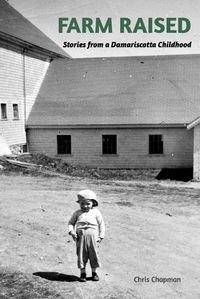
0, 0, 200, 298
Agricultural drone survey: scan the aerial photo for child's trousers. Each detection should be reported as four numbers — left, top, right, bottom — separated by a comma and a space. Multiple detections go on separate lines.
76, 228, 100, 269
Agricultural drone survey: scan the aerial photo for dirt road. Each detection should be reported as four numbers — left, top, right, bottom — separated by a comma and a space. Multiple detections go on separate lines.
0, 174, 200, 298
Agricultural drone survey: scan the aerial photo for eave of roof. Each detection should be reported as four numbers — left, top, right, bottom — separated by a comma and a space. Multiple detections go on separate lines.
0, 31, 65, 60
26, 123, 187, 129
0, 0, 70, 58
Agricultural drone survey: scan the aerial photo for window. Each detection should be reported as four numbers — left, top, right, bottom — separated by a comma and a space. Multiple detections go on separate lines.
57, 135, 71, 154
149, 135, 163, 154
1, 103, 7, 119
13, 104, 19, 119
102, 135, 117, 154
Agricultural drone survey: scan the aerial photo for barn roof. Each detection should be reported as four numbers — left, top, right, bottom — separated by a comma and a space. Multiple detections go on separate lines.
0, 0, 68, 58
27, 54, 200, 127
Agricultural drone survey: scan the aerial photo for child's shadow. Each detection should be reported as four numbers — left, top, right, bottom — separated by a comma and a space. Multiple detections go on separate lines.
33, 272, 78, 282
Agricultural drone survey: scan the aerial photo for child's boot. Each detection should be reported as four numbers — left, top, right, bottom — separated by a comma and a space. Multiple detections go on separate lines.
79, 272, 86, 282
92, 272, 99, 281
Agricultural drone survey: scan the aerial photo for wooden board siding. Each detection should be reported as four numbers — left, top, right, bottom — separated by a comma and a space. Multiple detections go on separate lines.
193, 125, 200, 180
27, 127, 193, 168
24, 55, 49, 119
0, 46, 49, 146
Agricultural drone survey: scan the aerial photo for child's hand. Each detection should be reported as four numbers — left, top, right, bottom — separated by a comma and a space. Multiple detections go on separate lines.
69, 231, 77, 241
97, 237, 103, 243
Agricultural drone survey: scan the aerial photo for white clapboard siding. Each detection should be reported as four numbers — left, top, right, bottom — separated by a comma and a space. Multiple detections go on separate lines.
25, 55, 49, 119
193, 125, 200, 179
27, 127, 193, 168
0, 47, 49, 145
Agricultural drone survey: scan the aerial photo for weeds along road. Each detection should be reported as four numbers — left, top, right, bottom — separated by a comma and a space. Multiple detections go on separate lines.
0, 174, 200, 299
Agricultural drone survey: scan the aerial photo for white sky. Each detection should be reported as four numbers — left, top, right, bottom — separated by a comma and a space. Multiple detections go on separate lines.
9, 0, 200, 58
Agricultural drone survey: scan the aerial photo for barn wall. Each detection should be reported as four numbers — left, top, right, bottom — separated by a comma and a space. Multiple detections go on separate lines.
27, 127, 193, 168
0, 46, 49, 146
193, 125, 200, 180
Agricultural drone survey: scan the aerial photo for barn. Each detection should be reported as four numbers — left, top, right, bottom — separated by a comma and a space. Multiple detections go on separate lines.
26, 55, 200, 179
1, 1, 200, 180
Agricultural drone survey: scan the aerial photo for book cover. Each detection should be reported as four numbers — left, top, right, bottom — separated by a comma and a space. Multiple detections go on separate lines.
0, 1, 199, 298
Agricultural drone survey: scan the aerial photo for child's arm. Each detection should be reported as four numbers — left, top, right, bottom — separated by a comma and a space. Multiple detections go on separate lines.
68, 211, 78, 241
96, 210, 105, 241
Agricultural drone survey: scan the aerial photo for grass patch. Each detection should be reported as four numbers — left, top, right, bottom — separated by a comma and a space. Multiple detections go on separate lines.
0, 270, 65, 299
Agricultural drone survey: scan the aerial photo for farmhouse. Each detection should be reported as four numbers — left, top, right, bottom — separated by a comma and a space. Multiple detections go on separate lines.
26, 54, 200, 179
0, 0, 67, 153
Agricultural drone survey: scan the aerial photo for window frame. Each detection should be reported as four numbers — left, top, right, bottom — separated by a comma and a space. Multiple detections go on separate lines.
13, 103, 19, 120
57, 135, 71, 155
149, 134, 163, 154
102, 134, 117, 155
1, 103, 7, 120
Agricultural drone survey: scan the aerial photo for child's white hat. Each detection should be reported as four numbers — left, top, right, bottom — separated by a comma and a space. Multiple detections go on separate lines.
77, 189, 98, 206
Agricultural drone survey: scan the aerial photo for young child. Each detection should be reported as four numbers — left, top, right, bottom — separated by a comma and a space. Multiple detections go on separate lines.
68, 189, 105, 282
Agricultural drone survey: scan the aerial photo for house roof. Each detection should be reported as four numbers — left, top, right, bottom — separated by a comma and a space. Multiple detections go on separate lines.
27, 54, 200, 127
0, 0, 68, 58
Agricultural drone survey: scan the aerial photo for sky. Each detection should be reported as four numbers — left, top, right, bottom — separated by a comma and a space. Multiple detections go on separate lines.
8, 0, 200, 58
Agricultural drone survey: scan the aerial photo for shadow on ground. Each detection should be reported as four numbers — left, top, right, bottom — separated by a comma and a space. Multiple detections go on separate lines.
156, 168, 193, 182
33, 272, 78, 282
